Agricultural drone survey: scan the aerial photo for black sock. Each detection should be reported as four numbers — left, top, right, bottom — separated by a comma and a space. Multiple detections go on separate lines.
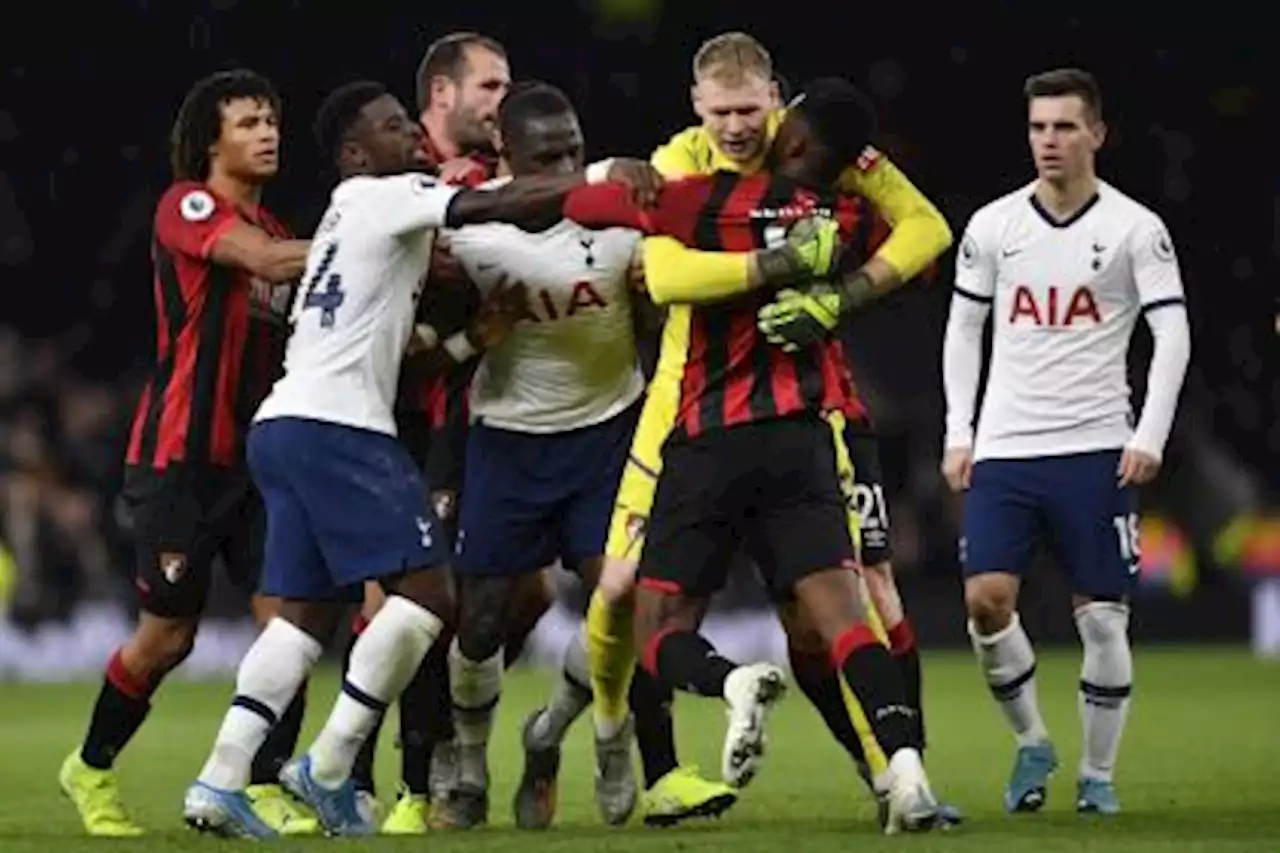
834, 624, 916, 758
250, 681, 306, 785
887, 619, 925, 751
628, 663, 678, 788
344, 622, 381, 795
397, 655, 433, 796
80, 650, 153, 770
787, 643, 865, 764
646, 630, 736, 698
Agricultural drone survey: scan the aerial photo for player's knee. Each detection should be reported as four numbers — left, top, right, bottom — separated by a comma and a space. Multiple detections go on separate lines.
964, 575, 1017, 634
128, 614, 198, 677
597, 557, 638, 604
457, 577, 513, 661
361, 580, 386, 620
1074, 599, 1130, 649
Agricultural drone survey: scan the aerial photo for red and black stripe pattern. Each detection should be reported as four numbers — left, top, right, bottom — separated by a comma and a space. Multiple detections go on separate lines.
126, 185, 291, 470
671, 171, 870, 439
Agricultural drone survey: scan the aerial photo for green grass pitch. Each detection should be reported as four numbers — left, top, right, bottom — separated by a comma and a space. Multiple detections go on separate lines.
1, 646, 1277, 852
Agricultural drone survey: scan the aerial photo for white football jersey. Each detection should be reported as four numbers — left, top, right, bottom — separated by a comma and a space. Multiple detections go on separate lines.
255, 173, 459, 435
954, 180, 1185, 461
446, 201, 645, 433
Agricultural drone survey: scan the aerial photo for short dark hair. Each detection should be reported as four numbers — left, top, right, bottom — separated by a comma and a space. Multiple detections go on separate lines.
416, 31, 507, 112
790, 77, 878, 164
498, 81, 574, 143
169, 69, 281, 181
1023, 67, 1103, 120
313, 81, 388, 162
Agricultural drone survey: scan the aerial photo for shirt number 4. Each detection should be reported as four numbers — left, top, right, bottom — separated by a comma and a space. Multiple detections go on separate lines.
301, 242, 345, 328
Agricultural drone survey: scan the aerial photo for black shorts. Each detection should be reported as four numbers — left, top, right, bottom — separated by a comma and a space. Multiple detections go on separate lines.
843, 422, 894, 566
118, 465, 264, 619
638, 415, 856, 600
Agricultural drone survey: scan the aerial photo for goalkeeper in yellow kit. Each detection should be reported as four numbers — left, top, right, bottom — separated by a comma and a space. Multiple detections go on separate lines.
584, 31, 961, 826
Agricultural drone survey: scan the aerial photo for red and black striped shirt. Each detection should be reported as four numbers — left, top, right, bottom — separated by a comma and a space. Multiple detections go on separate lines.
125, 181, 292, 471
567, 170, 871, 439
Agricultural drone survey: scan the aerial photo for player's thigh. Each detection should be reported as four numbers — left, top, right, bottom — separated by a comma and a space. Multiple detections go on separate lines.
604, 388, 675, 564
119, 468, 227, 619
246, 422, 335, 602
456, 422, 559, 577
961, 458, 1043, 580
840, 417, 895, 566
562, 402, 643, 574
265, 418, 449, 589
637, 437, 736, 599
1043, 449, 1140, 599
745, 417, 858, 598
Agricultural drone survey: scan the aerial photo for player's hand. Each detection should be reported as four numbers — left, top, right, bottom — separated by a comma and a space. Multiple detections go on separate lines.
941, 446, 974, 492
605, 158, 664, 208
1117, 446, 1161, 487
757, 284, 842, 351
468, 276, 528, 349
756, 215, 844, 288
438, 156, 489, 187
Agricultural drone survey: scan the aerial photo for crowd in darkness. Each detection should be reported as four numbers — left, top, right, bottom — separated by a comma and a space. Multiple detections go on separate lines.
0, 5, 1274, 627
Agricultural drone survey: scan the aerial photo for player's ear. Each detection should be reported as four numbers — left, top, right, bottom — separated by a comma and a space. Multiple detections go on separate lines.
767, 78, 781, 109
1090, 119, 1107, 151
430, 74, 455, 110
691, 83, 705, 119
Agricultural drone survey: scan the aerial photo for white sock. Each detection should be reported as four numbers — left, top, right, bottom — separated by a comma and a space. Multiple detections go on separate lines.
448, 638, 503, 788
969, 613, 1051, 747
199, 618, 323, 791
1075, 601, 1132, 783
533, 628, 593, 744
308, 595, 443, 788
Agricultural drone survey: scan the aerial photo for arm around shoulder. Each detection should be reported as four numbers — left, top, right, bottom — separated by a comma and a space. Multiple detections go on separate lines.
208, 220, 310, 283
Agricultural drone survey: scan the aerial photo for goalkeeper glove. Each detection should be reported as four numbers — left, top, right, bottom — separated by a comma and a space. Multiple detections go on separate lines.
757, 270, 877, 351
755, 215, 843, 287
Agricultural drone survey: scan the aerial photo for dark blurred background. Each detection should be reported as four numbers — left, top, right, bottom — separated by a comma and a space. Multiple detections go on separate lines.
0, 2, 1277, 673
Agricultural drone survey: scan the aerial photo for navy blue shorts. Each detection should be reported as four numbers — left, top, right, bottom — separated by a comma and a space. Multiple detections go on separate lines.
249, 417, 449, 601
456, 402, 641, 576
961, 449, 1140, 598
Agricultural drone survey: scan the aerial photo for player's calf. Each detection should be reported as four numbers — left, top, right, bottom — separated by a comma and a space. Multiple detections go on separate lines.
1074, 599, 1132, 813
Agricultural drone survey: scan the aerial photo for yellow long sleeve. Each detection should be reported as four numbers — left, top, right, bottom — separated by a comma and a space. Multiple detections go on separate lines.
642, 236, 753, 306
837, 154, 953, 281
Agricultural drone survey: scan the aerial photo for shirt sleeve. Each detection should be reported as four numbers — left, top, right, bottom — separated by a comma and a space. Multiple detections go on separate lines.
375, 173, 462, 236
1129, 214, 1186, 308
563, 178, 708, 239
953, 209, 998, 303
154, 183, 241, 259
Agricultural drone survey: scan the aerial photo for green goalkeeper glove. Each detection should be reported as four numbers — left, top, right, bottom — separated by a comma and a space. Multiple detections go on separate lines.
755, 215, 844, 287
757, 270, 878, 351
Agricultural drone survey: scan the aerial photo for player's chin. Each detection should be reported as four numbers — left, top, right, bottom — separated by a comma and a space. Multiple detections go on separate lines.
249, 160, 280, 180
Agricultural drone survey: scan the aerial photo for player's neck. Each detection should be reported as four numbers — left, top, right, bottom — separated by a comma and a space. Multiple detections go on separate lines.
207, 171, 262, 216
420, 112, 460, 162
1034, 174, 1098, 221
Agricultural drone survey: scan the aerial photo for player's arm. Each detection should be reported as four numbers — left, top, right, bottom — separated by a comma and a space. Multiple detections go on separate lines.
834, 149, 953, 304
403, 281, 528, 382
1124, 217, 1192, 471
939, 213, 996, 490
155, 184, 308, 283
565, 180, 840, 306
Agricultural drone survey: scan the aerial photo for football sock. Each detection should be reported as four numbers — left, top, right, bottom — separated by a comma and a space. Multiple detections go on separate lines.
200, 618, 323, 791
886, 617, 926, 751
80, 649, 158, 770
1075, 602, 1132, 783
786, 642, 865, 764
832, 623, 916, 765
448, 638, 502, 789
644, 629, 737, 698
399, 639, 450, 796
250, 682, 307, 786
530, 628, 593, 745
587, 587, 636, 736
309, 596, 443, 789
969, 612, 1051, 747
628, 663, 679, 788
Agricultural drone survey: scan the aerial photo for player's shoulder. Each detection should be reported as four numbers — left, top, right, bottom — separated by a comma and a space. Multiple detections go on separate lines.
1096, 180, 1167, 234
156, 180, 226, 226
961, 182, 1035, 241
651, 125, 709, 176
